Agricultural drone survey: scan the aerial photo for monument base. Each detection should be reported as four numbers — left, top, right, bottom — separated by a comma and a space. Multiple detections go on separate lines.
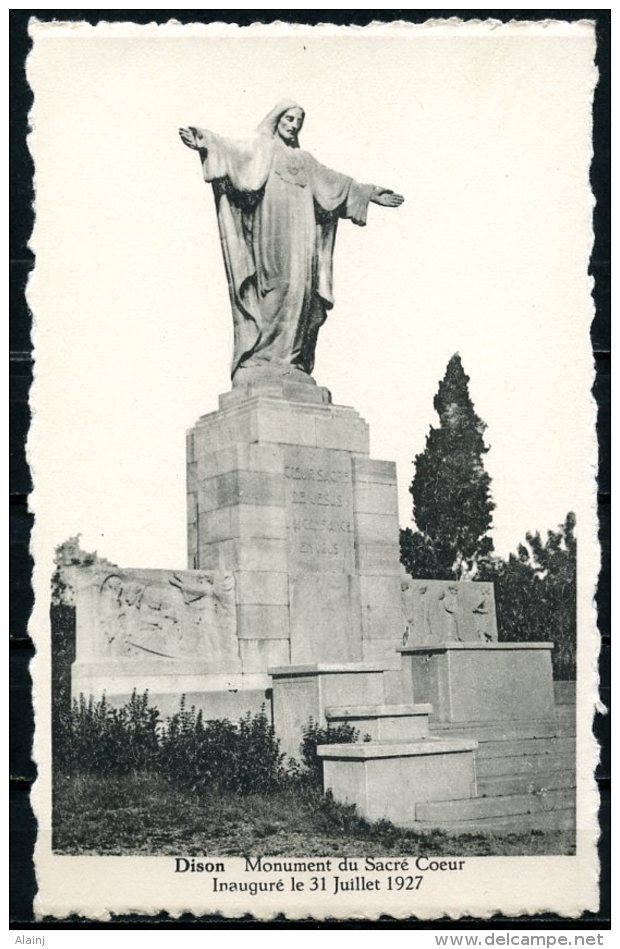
398, 642, 555, 723
71, 658, 269, 704
319, 738, 478, 824
269, 662, 388, 760
316, 644, 574, 833
187, 380, 404, 672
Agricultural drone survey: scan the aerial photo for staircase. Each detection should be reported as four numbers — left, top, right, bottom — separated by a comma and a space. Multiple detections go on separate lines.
274, 657, 576, 837
319, 701, 576, 835
412, 702, 576, 834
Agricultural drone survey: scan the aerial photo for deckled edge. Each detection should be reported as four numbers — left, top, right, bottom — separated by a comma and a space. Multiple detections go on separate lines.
25, 15, 603, 923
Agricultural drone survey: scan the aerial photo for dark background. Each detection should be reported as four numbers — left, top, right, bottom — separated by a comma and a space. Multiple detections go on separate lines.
9, 7, 611, 930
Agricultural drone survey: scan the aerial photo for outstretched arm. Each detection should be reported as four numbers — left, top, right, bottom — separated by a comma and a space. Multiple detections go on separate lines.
370, 186, 405, 208
177, 126, 269, 192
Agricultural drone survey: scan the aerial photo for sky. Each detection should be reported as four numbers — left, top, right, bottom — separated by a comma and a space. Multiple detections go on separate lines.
28, 20, 597, 573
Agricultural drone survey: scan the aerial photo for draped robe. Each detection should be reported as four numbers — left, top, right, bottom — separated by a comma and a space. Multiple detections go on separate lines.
192, 127, 374, 377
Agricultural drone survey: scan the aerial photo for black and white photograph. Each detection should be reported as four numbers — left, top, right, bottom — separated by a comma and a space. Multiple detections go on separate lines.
21, 15, 603, 921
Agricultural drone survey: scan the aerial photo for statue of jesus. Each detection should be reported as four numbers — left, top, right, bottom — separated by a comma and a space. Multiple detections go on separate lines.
179, 99, 404, 381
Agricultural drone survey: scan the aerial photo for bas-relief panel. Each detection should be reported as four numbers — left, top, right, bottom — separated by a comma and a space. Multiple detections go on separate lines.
401, 578, 498, 646
84, 568, 238, 663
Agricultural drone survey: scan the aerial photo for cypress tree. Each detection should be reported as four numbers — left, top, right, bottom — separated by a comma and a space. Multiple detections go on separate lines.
400, 353, 495, 579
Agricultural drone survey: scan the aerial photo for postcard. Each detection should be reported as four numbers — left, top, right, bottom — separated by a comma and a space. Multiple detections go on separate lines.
26, 17, 600, 921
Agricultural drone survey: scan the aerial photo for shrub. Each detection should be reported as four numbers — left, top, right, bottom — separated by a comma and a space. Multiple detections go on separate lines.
234, 706, 286, 793
56, 691, 161, 775
55, 694, 372, 799
159, 701, 285, 794
50, 603, 76, 764
56, 692, 286, 795
297, 719, 365, 788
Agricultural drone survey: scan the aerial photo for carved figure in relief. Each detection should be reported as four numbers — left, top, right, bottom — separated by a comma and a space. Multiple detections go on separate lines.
401, 580, 410, 646
438, 585, 462, 642
99, 574, 130, 655
472, 586, 494, 642
136, 584, 180, 657
401, 578, 499, 645
95, 571, 237, 662
418, 584, 436, 642
179, 101, 404, 379
168, 571, 234, 616
401, 579, 434, 645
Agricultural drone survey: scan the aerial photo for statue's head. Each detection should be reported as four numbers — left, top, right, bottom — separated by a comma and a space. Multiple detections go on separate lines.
276, 106, 304, 146
257, 100, 305, 148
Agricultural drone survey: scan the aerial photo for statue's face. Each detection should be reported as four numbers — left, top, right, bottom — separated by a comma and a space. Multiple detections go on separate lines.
277, 108, 304, 145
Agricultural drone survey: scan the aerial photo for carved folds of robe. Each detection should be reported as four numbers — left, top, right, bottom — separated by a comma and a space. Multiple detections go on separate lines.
192, 126, 374, 378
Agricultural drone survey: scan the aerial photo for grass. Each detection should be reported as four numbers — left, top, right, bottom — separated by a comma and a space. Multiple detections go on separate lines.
53, 771, 575, 857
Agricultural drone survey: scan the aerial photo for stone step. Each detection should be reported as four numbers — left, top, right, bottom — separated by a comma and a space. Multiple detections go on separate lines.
553, 716, 577, 738
431, 718, 573, 742
319, 737, 478, 825
478, 769, 576, 797
413, 807, 576, 835
473, 736, 575, 759
319, 737, 478, 759
416, 787, 575, 824
325, 703, 431, 741
554, 708, 576, 735
476, 751, 574, 778
556, 699, 577, 714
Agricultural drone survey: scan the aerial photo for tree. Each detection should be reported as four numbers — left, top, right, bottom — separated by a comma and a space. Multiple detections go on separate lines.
491, 513, 577, 680
52, 534, 114, 606
51, 536, 115, 764
400, 353, 495, 579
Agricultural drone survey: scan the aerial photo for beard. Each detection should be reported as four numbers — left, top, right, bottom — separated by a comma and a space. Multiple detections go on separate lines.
281, 132, 299, 148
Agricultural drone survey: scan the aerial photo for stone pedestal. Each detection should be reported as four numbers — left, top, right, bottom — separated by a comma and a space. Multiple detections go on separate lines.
319, 738, 478, 823
398, 642, 555, 724
269, 662, 387, 759
187, 375, 403, 673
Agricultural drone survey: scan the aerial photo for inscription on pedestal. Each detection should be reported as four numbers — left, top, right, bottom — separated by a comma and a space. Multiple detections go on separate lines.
284, 446, 361, 663
284, 446, 355, 573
